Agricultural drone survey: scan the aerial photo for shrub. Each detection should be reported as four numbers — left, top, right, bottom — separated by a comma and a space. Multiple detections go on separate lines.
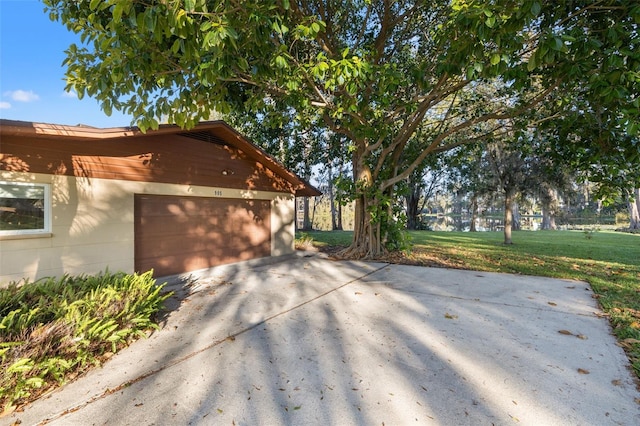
294, 232, 315, 250
0, 270, 171, 413
615, 211, 630, 225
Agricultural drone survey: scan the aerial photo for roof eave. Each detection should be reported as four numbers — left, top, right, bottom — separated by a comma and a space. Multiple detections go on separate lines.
0, 119, 322, 197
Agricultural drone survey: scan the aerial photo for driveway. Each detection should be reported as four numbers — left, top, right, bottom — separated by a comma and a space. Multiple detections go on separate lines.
5, 252, 639, 425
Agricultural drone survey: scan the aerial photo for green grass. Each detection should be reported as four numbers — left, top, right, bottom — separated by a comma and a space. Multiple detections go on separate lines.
299, 229, 640, 379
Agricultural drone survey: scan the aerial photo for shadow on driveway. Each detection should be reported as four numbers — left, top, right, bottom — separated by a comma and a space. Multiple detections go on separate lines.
7, 253, 640, 425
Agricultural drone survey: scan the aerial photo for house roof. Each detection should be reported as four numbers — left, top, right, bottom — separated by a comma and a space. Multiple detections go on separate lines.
0, 119, 321, 197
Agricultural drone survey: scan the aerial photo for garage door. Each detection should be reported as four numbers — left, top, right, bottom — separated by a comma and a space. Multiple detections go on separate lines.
134, 194, 271, 277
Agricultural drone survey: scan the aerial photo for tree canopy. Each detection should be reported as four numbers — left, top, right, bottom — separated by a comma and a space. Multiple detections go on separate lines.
45, 0, 640, 256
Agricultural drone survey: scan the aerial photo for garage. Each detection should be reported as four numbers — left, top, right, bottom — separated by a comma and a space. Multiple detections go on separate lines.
134, 194, 272, 277
1, 119, 320, 284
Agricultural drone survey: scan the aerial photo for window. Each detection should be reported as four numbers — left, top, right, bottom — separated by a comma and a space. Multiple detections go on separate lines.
0, 181, 51, 237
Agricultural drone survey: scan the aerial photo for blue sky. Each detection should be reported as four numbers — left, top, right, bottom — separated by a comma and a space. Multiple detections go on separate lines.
0, 0, 132, 127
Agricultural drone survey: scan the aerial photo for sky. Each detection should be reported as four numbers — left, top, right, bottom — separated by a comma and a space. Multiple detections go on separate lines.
0, 0, 132, 128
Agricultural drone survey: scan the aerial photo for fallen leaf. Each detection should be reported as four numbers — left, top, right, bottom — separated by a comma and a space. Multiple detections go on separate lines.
548, 302, 557, 306
558, 330, 573, 335
611, 379, 622, 386
444, 313, 458, 319
576, 334, 588, 340
578, 368, 590, 374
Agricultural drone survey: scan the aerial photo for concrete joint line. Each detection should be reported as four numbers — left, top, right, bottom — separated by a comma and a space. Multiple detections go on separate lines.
36, 262, 390, 425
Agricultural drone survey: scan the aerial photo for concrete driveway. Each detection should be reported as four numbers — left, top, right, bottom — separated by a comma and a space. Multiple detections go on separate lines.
5, 252, 639, 425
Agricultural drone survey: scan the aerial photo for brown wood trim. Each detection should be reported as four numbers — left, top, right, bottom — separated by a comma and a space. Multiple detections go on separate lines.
1, 133, 293, 193
1, 119, 321, 196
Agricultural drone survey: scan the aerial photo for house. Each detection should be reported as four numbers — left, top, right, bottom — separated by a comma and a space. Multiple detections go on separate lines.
0, 119, 320, 285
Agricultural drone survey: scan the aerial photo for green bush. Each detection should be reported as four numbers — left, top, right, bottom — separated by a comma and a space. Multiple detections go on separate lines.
616, 211, 630, 225
0, 270, 171, 413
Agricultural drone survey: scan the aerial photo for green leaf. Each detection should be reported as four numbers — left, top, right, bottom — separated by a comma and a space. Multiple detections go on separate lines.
275, 55, 288, 69
551, 37, 564, 52
112, 4, 123, 22
7, 358, 34, 374
490, 53, 501, 65
531, 2, 541, 16
89, 0, 101, 11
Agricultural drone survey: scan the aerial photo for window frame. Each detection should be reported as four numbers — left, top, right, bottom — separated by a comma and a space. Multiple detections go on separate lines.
0, 181, 52, 238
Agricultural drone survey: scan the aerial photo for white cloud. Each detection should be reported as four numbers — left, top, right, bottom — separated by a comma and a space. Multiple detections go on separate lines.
61, 90, 77, 99
0, 101, 11, 109
6, 90, 40, 102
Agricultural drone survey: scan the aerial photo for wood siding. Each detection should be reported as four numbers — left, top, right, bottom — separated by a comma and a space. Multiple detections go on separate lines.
134, 194, 271, 277
0, 133, 293, 193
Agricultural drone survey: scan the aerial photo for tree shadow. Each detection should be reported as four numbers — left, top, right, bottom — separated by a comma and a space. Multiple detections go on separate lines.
9, 255, 640, 425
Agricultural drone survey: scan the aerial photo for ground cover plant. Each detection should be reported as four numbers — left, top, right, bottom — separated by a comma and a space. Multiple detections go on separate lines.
0, 271, 170, 414
298, 230, 640, 380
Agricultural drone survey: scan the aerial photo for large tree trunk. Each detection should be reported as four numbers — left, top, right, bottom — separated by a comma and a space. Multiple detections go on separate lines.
344, 146, 385, 258
348, 194, 384, 257
470, 194, 478, 232
327, 165, 341, 231
540, 186, 558, 230
301, 197, 312, 230
541, 206, 557, 230
629, 188, 640, 229
503, 190, 516, 244
405, 186, 420, 230
512, 201, 521, 231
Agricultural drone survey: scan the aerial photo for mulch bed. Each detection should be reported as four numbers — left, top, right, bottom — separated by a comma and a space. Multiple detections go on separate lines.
316, 245, 469, 270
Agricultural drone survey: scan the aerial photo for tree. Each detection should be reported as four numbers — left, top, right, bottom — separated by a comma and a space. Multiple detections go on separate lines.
223, 101, 324, 230
404, 155, 446, 230
45, 0, 640, 257
628, 188, 640, 230
484, 136, 529, 245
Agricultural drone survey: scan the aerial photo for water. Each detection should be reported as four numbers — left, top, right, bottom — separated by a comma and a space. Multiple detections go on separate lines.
423, 215, 543, 232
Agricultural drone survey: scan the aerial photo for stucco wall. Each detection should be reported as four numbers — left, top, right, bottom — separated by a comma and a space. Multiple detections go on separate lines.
0, 171, 295, 286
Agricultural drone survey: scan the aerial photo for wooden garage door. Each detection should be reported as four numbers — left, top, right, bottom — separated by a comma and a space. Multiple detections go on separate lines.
134, 194, 271, 277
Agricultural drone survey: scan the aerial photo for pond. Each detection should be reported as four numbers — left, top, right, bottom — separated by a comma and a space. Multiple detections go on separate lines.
424, 215, 543, 232
423, 215, 617, 232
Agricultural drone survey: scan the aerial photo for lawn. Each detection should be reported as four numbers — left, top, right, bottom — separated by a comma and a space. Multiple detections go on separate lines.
298, 229, 640, 379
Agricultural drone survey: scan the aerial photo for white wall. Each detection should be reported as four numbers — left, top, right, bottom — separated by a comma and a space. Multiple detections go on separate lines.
0, 172, 295, 286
